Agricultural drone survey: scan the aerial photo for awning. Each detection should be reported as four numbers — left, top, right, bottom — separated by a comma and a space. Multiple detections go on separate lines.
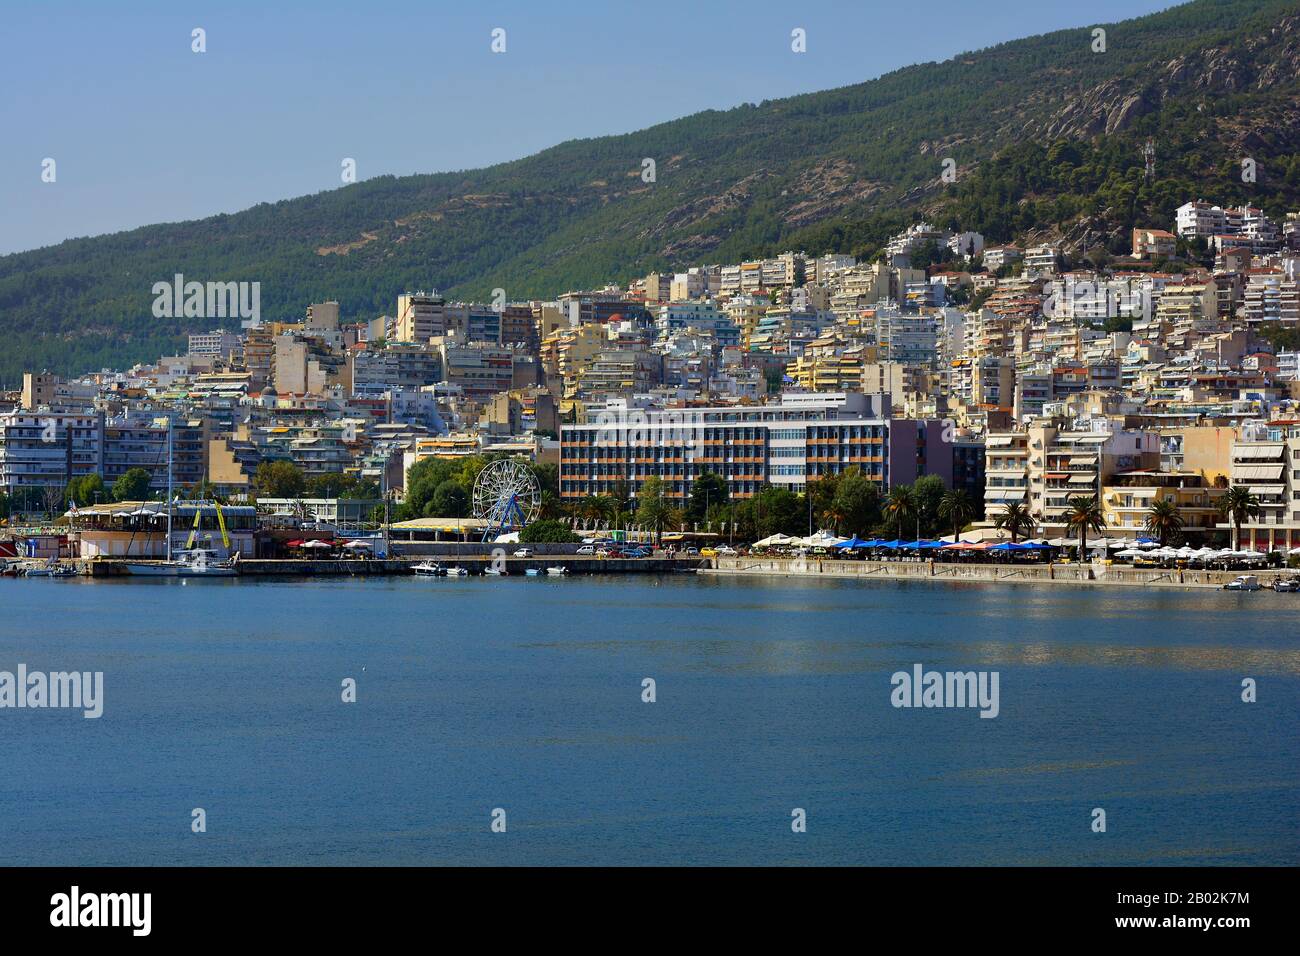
1234, 464, 1284, 481
985, 489, 1027, 500
1246, 484, 1285, 495
1233, 444, 1284, 459
1068, 474, 1096, 484
1068, 456, 1098, 466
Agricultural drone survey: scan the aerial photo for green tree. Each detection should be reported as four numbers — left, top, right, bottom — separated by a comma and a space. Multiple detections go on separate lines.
305, 472, 379, 500
66, 473, 105, 507
519, 519, 579, 544
912, 475, 946, 537
399, 457, 464, 520
1144, 498, 1184, 546
537, 490, 565, 521
254, 460, 305, 498
1218, 485, 1260, 550
574, 495, 611, 528
993, 499, 1036, 543
1064, 495, 1106, 558
938, 489, 976, 540
828, 471, 881, 535
750, 486, 804, 539
430, 479, 469, 517
688, 473, 729, 523
635, 476, 677, 545
884, 485, 917, 538
112, 468, 154, 503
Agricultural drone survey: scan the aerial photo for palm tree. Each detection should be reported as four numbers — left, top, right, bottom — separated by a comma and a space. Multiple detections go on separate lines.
636, 477, 674, 547
993, 499, 1036, 543
883, 485, 916, 538
1144, 498, 1183, 546
1064, 495, 1106, 559
937, 489, 975, 541
575, 495, 608, 529
1218, 485, 1260, 550
823, 498, 850, 535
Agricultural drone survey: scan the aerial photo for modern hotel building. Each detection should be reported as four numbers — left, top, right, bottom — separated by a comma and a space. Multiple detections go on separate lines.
559, 392, 958, 502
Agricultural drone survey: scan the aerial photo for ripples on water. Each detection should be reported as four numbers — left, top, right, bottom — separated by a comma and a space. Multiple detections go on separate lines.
1, 574, 1296, 865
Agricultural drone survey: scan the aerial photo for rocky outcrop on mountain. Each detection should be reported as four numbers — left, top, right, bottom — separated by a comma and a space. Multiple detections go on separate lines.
1036, 14, 1300, 141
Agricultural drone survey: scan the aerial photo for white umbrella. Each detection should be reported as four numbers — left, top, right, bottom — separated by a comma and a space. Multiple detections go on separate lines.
341, 540, 371, 549
1175, 546, 1197, 558
301, 539, 333, 549
1114, 548, 1146, 558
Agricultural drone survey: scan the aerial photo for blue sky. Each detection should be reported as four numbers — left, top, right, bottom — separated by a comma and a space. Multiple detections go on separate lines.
0, 0, 1179, 256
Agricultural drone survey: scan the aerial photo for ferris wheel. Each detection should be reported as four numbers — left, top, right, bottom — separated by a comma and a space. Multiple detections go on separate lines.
472, 458, 541, 541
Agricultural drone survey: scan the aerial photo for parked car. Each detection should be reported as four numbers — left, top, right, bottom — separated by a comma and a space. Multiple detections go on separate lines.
513, 548, 534, 558
623, 547, 650, 558
576, 545, 595, 555
716, 545, 738, 556
1224, 575, 1261, 591
683, 546, 699, 556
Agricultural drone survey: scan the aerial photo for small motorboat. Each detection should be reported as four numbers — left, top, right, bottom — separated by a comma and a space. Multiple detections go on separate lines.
1223, 575, 1261, 591
23, 559, 76, 578
412, 562, 446, 577
1272, 576, 1300, 592
545, 566, 569, 576
524, 568, 543, 576
445, 566, 468, 577
483, 567, 506, 576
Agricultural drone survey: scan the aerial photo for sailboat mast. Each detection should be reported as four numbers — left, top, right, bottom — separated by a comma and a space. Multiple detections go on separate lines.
166, 418, 173, 561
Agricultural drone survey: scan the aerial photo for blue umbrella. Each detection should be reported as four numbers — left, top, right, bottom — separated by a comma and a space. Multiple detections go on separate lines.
878, 540, 905, 549
833, 536, 863, 549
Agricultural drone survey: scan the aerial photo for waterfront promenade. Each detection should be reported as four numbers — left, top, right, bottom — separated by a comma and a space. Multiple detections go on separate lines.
66, 554, 704, 577
704, 555, 1288, 590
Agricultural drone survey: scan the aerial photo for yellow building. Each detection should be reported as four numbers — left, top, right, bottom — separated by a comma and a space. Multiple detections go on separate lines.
1102, 472, 1225, 538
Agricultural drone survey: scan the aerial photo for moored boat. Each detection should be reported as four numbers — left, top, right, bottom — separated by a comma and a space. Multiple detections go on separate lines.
124, 549, 238, 577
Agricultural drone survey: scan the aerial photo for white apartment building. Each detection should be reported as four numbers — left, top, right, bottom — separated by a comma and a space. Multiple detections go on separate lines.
1176, 201, 1228, 238
1225, 421, 1300, 550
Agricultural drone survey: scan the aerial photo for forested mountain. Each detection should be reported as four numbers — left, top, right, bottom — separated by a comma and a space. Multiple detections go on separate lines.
2, 0, 1298, 380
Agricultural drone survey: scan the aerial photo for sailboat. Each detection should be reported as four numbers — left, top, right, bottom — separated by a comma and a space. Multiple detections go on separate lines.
124, 420, 238, 577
